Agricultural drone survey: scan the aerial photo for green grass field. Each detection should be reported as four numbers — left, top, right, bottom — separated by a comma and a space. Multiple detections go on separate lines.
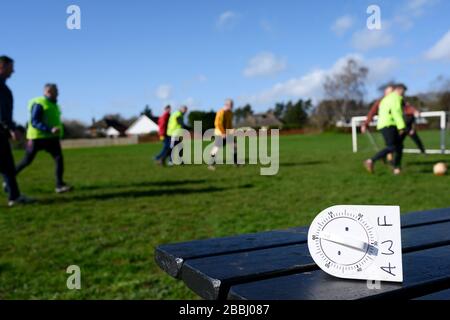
0, 132, 449, 299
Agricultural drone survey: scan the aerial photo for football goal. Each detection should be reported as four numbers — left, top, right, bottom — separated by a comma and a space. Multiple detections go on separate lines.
351, 111, 450, 155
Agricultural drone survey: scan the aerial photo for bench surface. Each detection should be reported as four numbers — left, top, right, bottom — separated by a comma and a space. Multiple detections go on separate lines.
155, 208, 450, 300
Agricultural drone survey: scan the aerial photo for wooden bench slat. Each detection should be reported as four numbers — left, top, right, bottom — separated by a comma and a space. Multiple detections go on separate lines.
401, 208, 450, 228
155, 208, 450, 278
181, 220, 450, 300
228, 244, 450, 300
414, 288, 450, 300
155, 226, 308, 278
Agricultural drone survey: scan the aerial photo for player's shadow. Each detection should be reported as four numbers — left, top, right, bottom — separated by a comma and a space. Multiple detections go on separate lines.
407, 160, 448, 166
280, 161, 328, 167
77, 179, 207, 191
38, 184, 254, 205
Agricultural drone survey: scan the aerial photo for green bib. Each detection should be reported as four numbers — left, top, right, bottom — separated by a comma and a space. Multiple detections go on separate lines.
27, 96, 63, 140
167, 110, 184, 137
377, 93, 406, 131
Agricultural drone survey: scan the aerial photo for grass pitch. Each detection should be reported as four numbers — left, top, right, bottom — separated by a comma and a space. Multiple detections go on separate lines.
0, 132, 449, 299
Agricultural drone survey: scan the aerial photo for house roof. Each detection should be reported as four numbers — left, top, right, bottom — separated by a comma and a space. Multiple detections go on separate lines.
89, 118, 128, 133
237, 112, 283, 128
126, 115, 159, 135
105, 126, 121, 136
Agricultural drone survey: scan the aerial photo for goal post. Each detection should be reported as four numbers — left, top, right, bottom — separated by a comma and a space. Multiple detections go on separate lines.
351, 111, 450, 155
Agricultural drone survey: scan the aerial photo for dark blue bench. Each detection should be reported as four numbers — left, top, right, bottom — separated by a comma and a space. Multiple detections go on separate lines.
155, 208, 450, 300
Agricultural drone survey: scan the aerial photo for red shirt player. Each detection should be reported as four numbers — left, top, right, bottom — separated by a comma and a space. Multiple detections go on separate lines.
362, 85, 425, 154
158, 105, 171, 139
155, 105, 172, 165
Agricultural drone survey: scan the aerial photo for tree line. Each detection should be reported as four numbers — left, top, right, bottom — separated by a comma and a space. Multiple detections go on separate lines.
185, 59, 450, 132
50, 58, 450, 138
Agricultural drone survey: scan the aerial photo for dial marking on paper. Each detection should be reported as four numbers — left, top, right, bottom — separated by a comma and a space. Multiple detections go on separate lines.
307, 205, 403, 282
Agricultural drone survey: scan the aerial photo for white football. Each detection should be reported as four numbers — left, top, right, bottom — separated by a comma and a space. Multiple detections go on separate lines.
433, 162, 448, 176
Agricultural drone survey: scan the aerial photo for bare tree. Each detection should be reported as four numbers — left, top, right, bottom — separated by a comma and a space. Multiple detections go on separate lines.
323, 59, 369, 121
434, 76, 450, 112
310, 100, 338, 130
426, 76, 450, 112
63, 120, 89, 139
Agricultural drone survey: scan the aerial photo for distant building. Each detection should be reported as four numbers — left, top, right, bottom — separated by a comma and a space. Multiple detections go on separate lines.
335, 119, 352, 128
89, 118, 128, 138
236, 112, 283, 129
125, 115, 159, 136
105, 126, 121, 138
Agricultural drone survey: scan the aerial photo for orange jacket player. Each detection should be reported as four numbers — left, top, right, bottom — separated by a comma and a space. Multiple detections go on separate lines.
214, 102, 233, 137
209, 99, 237, 169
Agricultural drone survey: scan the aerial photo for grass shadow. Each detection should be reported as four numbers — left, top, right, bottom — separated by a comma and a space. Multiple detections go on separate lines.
280, 161, 328, 167
36, 184, 255, 205
77, 179, 207, 191
407, 160, 448, 167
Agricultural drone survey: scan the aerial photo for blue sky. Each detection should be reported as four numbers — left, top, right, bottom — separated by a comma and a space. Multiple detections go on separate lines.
2, 0, 450, 125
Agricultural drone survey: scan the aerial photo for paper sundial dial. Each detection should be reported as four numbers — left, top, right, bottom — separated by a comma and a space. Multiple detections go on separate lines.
308, 205, 403, 282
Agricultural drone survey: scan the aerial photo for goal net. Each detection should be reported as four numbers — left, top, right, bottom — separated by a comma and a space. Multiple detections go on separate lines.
351, 111, 450, 155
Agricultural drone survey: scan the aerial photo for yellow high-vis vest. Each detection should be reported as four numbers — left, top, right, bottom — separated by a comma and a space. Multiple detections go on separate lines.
27, 96, 63, 140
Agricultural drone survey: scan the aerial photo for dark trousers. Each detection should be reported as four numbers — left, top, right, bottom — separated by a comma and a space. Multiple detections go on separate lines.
372, 126, 403, 169
16, 138, 65, 188
155, 136, 171, 162
402, 129, 426, 154
0, 131, 20, 200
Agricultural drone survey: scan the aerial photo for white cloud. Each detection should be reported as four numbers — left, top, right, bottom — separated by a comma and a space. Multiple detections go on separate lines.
327, 55, 397, 82
408, 0, 429, 9
365, 57, 398, 82
195, 74, 208, 82
352, 0, 437, 45
425, 30, 450, 61
392, 15, 413, 31
183, 97, 197, 108
320, 54, 397, 91
407, 0, 437, 16
241, 54, 398, 106
155, 84, 172, 100
243, 52, 287, 78
331, 15, 354, 36
260, 20, 273, 33
348, 0, 438, 50
216, 11, 239, 30
351, 27, 394, 51
242, 70, 326, 105
393, 0, 438, 30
